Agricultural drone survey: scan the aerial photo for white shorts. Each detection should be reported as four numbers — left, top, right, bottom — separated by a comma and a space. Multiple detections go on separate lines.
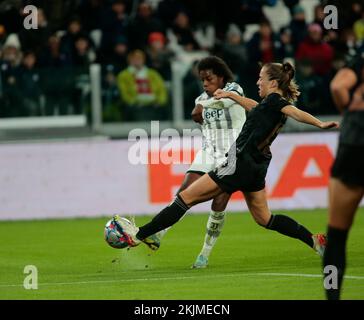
187, 149, 227, 174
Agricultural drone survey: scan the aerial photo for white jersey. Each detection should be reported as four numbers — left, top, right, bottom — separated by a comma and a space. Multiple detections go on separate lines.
194, 82, 246, 159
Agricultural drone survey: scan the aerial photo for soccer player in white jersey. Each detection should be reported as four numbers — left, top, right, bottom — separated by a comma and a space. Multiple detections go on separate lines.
187, 56, 246, 268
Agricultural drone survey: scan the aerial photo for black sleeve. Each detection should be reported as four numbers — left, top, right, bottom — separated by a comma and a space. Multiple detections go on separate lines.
266, 93, 291, 112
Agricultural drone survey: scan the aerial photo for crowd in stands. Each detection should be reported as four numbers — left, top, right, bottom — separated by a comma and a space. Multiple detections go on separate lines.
0, 0, 364, 121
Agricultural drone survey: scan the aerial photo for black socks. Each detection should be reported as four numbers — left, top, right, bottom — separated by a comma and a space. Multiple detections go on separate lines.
136, 195, 189, 240
266, 214, 314, 248
323, 226, 349, 300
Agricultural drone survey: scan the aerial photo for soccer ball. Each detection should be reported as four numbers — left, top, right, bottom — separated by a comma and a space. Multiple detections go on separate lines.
104, 219, 129, 249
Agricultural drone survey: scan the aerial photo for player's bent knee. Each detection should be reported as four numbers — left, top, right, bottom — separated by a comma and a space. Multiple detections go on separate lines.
177, 183, 188, 194
178, 191, 195, 207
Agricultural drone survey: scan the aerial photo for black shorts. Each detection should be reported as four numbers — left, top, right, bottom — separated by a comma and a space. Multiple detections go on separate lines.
331, 143, 364, 187
209, 152, 270, 194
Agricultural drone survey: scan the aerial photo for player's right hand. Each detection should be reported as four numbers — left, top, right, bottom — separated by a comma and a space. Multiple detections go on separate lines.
191, 104, 203, 124
320, 121, 340, 129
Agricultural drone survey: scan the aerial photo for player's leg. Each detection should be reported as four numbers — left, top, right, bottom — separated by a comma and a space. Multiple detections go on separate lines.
134, 150, 217, 250
244, 189, 323, 253
193, 192, 231, 268
133, 174, 224, 242
156, 172, 204, 240
327, 178, 363, 229
178, 172, 204, 193
323, 178, 364, 300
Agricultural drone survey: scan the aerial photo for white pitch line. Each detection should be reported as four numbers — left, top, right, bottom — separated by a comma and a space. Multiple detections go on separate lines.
1, 272, 364, 289
256, 272, 364, 280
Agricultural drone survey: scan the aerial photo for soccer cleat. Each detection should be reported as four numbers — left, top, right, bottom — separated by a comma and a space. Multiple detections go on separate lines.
112, 215, 141, 247
142, 232, 161, 251
192, 255, 208, 269
312, 233, 327, 257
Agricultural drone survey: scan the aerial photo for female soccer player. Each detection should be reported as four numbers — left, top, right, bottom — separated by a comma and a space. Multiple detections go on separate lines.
154, 56, 247, 268
323, 54, 364, 300
116, 62, 338, 258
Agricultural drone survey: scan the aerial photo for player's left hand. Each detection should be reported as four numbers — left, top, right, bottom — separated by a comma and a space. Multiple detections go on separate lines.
191, 104, 203, 124
320, 121, 340, 129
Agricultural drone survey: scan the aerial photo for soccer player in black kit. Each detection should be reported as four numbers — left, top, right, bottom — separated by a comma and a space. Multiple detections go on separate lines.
323, 54, 364, 300
115, 62, 339, 258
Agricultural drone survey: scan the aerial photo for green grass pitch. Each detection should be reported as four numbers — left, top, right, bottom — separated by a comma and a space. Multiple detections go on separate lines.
0, 208, 363, 300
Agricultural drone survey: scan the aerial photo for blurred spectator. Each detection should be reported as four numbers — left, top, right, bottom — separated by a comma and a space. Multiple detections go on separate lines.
168, 11, 200, 53
353, 10, 364, 41
295, 60, 324, 114
100, 64, 123, 122
0, 38, 23, 117
71, 35, 96, 115
98, 35, 129, 123
72, 35, 96, 68
60, 17, 88, 62
39, 35, 75, 115
18, 51, 43, 116
18, 8, 51, 56
276, 26, 294, 61
324, 30, 347, 64
128, 1, 165, 51
183, 60, 203, 119
1, 34, 22, 68
245, 19, 281, 100
99, 0, 129, 52
287, 4, 307, 52
117, 49, 168, 121
296, 23, 334, 76
194, 22, 216, 51
146, 31, 174, 80
313, 4, 326, 33
247, 19, 280, 64
38, 34, 71, 67
219, 24, 248, 80
98, 35, 129, 74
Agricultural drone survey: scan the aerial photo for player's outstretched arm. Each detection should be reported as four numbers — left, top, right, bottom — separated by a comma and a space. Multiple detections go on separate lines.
213, 89, 258, 111
281, 105, 339, 129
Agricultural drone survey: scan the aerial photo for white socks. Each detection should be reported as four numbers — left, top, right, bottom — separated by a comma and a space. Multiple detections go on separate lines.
200, 211, 226, 257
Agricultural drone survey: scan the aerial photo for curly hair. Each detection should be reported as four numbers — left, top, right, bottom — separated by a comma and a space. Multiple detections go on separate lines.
197, 56, 234, 85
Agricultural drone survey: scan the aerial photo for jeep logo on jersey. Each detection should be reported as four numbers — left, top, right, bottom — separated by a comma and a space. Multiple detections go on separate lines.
204, 109, 224, 120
